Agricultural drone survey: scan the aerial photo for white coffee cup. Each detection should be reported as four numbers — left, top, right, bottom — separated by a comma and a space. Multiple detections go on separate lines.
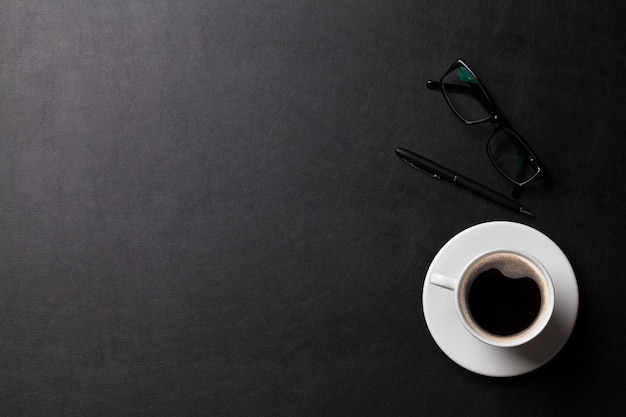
429, 249, 555, 348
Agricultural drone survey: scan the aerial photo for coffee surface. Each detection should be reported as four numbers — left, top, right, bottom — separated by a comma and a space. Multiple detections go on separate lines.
468, 268, 541, 336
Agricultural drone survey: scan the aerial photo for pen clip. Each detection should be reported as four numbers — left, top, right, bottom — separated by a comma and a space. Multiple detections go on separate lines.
400, 157, 441, 180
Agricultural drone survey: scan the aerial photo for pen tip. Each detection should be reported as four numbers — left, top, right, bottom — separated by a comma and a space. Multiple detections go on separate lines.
520, 207, 535, 217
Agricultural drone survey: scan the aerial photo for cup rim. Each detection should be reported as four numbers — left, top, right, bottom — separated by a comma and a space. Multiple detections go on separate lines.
454, 249, 555, 348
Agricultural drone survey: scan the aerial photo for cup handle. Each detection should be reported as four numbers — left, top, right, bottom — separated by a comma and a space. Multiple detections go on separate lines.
429, 273, 458, 291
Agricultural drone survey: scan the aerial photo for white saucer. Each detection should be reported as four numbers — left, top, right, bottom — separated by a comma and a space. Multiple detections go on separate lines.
423, 221, 579, 377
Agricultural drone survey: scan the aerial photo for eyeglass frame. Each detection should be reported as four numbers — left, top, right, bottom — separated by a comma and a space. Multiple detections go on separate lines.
427, 59, 545, 197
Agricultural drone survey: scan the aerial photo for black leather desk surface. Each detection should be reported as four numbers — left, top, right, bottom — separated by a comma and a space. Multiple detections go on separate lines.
1, 1, 625, 415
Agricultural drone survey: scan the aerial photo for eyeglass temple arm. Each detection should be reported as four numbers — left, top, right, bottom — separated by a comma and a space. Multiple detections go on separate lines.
427, 80, 493, 115
427, 80, 486, 98
427, 80, 463, 92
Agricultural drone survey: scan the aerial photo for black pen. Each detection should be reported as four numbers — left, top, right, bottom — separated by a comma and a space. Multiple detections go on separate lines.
395, 147, 534, 216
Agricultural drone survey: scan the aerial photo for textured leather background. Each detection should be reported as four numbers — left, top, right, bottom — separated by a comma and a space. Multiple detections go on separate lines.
1, 0, 625, 415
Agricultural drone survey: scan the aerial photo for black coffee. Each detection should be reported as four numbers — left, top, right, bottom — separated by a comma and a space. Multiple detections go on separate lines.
468, 268, 541, 336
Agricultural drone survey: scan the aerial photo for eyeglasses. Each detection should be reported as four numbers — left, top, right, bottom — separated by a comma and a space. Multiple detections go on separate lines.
427, 59, 544, 198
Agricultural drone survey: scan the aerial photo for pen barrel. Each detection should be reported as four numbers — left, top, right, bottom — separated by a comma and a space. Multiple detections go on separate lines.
395, 147, 531, 215
454, 175, 520, 211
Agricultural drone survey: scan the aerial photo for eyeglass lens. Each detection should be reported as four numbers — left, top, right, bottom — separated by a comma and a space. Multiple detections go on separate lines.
441, 67, 491, 123
488, 128, 537, 184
